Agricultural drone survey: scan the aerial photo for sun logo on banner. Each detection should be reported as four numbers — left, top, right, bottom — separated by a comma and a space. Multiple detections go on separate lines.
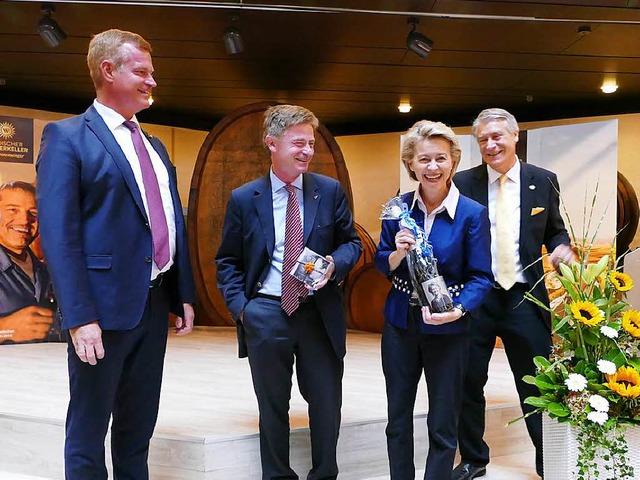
0, 122, 16, 140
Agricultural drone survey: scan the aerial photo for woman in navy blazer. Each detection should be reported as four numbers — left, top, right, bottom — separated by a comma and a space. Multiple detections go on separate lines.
374, 120, 493, 480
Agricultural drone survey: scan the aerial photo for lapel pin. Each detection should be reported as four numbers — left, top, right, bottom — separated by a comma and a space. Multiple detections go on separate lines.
529, 184, 536, 190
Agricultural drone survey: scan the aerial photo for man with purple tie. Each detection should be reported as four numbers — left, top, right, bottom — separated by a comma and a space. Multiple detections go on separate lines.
36, 29, 196, 479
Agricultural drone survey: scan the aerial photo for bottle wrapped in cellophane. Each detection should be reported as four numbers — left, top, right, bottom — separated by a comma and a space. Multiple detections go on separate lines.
380, 196, 453, 313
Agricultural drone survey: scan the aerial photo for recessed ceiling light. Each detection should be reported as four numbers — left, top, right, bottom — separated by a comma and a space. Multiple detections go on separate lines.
398, 102, 412, 113
601, 81, 618, 94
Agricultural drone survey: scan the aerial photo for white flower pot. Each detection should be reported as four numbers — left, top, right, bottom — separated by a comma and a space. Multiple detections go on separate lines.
543, 414, 640, 479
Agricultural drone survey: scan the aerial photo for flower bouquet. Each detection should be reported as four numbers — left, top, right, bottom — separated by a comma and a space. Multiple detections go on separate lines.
521, 230, 640, 478
380, 196, 453, 313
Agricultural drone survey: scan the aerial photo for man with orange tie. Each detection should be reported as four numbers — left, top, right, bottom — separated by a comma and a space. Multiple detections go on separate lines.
216, 104, 362, 480
452, 108, 574, 480
36, 29, 195, 479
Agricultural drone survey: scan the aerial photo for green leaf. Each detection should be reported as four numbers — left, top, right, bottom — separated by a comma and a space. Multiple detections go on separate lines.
594, 298, 608, 308
559, 363, 569, 377
593, 254, 610, 277
557, 276, 579, 300
582, 265, 597, 285
523, 375, 537, 385
548, 402, 571, 417
628, 358, 640, 371
553, 314, 572, 333
583, 329, 599, 346
558, 262, 575, 282
603, 349, 626, 367
533, 356, 551, 369
524, 397, 550, 408
575, 360, 587, 374
534, 375, 559, 391
610, 302, 627, 316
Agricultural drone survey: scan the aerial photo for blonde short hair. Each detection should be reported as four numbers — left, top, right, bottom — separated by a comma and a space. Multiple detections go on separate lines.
87, 29, 152, 88
401, 120, 461, 182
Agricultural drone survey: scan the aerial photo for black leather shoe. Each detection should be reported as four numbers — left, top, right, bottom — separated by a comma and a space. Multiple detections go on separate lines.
452, 462, 487, 480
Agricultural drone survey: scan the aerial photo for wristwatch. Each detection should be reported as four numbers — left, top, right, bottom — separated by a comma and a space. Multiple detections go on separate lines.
454, 303, 467, 317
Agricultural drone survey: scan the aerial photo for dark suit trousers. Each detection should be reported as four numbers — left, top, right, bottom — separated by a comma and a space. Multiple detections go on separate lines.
382, 307, 469, 480
457, 284, 551, 477
64, 283, 170, 480
242, 296, 343, 480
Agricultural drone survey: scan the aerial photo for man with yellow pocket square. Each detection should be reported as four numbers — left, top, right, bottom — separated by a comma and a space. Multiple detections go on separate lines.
531, 207, 545, 216
452, 108, 575, 480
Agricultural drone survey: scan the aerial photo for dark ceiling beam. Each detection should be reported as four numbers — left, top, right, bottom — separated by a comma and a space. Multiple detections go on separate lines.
6, 0, 640, 25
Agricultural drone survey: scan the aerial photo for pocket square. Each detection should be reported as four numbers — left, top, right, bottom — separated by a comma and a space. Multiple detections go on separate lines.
531, 207, 545, 216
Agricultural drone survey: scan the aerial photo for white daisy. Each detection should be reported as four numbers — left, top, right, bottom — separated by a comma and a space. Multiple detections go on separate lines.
588, 394, 610, 412
587, 411, 608, 425
565, 373, 588, 392
600, 326, 618, 339
597, 360, 617, 375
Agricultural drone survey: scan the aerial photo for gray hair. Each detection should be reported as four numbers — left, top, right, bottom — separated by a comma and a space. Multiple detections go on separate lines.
401, 120, 462, 183
472, 108, 519, 136
263, 105, 319, 146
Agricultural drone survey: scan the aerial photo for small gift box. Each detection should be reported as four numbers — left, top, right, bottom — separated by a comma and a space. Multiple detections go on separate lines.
290, 247, 331, 288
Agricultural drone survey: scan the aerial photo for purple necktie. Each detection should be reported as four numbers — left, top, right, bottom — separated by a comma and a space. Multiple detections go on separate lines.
281, 184, 307, 316
123, 120, 170, 270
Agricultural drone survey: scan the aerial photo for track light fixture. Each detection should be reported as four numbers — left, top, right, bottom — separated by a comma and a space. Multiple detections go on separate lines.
38, 4, 66, 48
222, 15, 244, 55
406, 17, 433, 59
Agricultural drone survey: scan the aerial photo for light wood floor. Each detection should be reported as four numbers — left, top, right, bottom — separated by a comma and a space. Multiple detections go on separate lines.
0, 327, 537, 479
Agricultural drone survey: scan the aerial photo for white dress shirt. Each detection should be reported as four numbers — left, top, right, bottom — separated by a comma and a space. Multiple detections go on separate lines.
410, 183, 461, 237
259, 169, 304, 296
93, 100, 176, 279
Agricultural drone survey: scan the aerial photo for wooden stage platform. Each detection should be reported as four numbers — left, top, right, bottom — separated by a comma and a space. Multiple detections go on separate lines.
0, 327, 536, 479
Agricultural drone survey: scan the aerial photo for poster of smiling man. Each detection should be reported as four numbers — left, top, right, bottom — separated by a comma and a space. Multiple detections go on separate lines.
0, 115, 63, 344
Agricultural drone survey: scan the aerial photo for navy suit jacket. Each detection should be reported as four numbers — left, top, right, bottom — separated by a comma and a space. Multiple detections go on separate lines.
215, 172, 362, 359
36, 106, 196, 331
454, 162, 571, 330
375, 191, 494, 335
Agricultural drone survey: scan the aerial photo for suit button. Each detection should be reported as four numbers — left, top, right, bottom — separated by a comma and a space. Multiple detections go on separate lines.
145, 222, 150, 229
145, 256, 152, 263
257, 282, 262, 288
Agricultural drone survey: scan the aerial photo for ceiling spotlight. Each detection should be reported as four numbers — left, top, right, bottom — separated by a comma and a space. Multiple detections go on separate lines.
223, 16, 244, 55
398, 102, 412, 113
601, 81, 618, 94
38, 4, 66, 48
406, 17, 433, 59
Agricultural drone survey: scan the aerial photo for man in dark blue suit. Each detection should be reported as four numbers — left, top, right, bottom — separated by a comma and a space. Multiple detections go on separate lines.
452, 108, 575, 480
36, 29, 196, 479
216, 105, 362, 480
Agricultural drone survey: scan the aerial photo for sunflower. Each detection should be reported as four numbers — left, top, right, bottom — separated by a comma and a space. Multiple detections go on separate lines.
605, 366, 640, 398
622, 310, 640, 338
610, 271, 634, 292
570, 301, 603, 326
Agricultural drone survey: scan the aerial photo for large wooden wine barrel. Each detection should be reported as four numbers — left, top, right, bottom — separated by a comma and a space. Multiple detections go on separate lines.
344, 223, 390, 333
188, 102, 354, 326
617, 171, 639, 259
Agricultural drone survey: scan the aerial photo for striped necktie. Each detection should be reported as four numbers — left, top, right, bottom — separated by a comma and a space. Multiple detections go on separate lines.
281, 184, 307, 315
